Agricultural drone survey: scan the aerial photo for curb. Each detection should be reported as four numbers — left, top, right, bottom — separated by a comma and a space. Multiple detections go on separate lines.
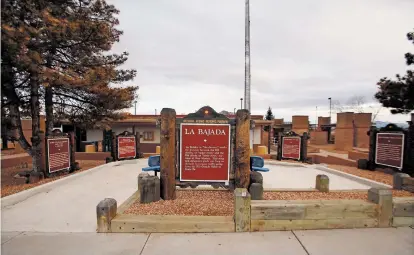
315, 165, 391, 189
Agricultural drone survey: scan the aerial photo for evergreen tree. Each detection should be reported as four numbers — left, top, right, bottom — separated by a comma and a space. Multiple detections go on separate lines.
375, 30, 413, 114
1, 0, 137, 173
263, 107, 274, 132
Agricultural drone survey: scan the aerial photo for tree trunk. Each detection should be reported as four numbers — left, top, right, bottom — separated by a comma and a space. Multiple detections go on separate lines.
45, 86, 54, 136
30, 74, 43, 173
2, 72, 32, 155
1, 104, 8, 149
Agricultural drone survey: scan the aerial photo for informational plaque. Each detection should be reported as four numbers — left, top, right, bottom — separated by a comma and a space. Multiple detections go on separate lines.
282, 136, 301, 160
180, 123, 230, 182
118, 136, 136, 159
48, 138, 70, 173
375, 133, 404, 169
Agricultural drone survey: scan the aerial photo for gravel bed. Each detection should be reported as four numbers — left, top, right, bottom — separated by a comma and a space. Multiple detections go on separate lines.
1, 160, 105, 197
327, 164, 395, 185
264, 190, 414, 200
125, 190, 234, 216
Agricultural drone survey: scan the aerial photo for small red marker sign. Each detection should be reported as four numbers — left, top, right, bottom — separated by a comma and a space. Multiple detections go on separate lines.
48, 138, 71, 173
375, 133, 404, 170
282, 137, 301, 160
118, 136, 136, 159
180, 123, 230, 182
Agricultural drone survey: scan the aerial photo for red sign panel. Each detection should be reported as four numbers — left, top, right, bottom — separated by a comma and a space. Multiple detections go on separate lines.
282, 137, 301, 160
48, 138, 71, 173
375, 133, 404, 170
180, 123, 230, 182
118, 136, 136, 159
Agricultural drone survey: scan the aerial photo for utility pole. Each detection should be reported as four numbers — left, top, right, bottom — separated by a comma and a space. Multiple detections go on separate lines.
316, 106, 318, 126
328, 97, 332, 120
244, 0, 251, 112
134, 100, 137, 115
240, 98, 243, 110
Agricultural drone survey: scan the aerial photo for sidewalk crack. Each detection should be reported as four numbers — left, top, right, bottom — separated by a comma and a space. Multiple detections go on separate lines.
292, 230, 310, 255
139, 233, 151, 255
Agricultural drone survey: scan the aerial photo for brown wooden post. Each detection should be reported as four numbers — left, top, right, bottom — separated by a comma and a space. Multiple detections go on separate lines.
235, 109, 250, 188
135, 131, 141, 158
160, 108, 176, 200
111, 132, 117, 161
39, 131, 46, 176
69, 132, 76, 170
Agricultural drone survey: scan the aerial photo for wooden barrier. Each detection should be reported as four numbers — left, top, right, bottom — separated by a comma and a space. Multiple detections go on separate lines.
392, 197, 414, 227
393, 173, 414, 193
250, 199, 378, 231
368, 188, 393, 227
234, 188, 251, 232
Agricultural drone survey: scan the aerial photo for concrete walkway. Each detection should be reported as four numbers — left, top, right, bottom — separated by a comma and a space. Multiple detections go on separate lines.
1, 159, 413, 254
1, 227, 413, 255
1, 159, 147, 232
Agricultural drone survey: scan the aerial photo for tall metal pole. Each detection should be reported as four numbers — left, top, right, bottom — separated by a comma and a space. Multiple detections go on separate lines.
240, 98, 243, 109
134, 101, 137, 115
244, 0, 251, 112
328, 97, 332, 120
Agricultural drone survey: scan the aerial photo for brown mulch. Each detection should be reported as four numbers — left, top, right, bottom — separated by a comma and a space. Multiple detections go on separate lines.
327, 164, 395, 186
264, 190, 414, 200
1, 160, 105, 197
125, 190, 234, 216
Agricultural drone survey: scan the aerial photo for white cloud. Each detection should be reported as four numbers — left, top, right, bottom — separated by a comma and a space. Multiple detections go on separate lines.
108, 0, 414, 123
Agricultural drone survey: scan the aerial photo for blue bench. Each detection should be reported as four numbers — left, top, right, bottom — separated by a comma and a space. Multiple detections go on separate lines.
250, 156, 269, 172
142, 155, 161, 176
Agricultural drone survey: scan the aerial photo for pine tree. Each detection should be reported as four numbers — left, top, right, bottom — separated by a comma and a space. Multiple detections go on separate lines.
1, 0, 137, 174
263, 107, 274, 132
375, 30, 414, 114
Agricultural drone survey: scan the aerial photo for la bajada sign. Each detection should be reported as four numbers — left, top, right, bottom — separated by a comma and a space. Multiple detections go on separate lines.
118, 136, 136, 159
180, 123, 230, 182
48, 137, 71, 173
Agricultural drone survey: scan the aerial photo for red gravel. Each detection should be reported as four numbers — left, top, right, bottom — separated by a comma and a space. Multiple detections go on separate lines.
125, 190, 234, 216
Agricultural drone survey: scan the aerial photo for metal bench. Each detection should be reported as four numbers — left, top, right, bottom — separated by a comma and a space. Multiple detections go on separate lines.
142, 155, 161, 176
250, 156, 269, 172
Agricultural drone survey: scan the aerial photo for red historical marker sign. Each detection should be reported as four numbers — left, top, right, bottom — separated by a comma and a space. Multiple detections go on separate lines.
48, 138, 71, 173
282, 136, 301, 160
180, 123, 230, 182
118, 136, 136, 159
375, 133, 404, 169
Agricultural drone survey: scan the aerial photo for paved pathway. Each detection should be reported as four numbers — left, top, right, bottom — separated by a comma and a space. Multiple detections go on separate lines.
1, 159, 413, 254
1, 159, 147, 232
1, 228, 413, 255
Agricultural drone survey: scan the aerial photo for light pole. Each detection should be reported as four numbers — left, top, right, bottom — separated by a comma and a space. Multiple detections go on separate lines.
134, 100, 137, 115
328, 97, 332, 120
240, 98, 243, 110
316, 106, 318, 126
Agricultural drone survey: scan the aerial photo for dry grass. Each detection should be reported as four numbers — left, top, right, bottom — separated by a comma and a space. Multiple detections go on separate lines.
328, 164, 395, 186
125, 190, 234, 216
1, 160, 105, 197
264, 190, 414, 200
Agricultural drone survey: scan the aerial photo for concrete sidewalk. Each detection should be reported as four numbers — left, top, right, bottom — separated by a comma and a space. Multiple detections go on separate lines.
1, 159, 147, 232
1, 227, 413, 255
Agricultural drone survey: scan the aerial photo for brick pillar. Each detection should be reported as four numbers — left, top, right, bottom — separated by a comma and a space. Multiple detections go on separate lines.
335, 112, 354, 151
354, 113, 372, 149
292, 115, 309, 135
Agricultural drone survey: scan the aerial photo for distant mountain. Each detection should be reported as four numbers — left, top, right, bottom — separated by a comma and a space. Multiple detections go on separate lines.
374, 121, 409, 129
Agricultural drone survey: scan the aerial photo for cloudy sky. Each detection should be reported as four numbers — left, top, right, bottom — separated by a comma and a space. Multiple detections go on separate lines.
108, 0, 414, 123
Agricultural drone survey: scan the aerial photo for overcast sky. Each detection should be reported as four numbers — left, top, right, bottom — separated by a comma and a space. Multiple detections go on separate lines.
108, 0, 414, 123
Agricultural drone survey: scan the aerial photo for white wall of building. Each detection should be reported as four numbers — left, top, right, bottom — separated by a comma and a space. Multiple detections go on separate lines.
86, 125, 160, 144
253, 126, 261, 144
